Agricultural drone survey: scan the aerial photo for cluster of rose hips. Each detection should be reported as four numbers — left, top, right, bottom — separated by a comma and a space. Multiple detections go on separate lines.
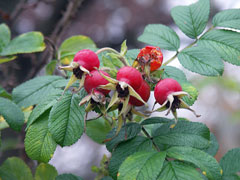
59, 46, 199, 132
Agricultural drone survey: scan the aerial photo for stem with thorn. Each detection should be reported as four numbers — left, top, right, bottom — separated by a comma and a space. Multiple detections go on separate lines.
96, 47, 129, 66
163, 26, 214, 66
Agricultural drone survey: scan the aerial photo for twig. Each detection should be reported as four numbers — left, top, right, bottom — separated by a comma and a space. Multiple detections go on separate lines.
9, 0, 28, 23
29, 0, 84, 78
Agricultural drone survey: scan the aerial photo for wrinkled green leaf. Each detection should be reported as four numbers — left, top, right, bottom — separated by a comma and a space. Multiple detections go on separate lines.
157, 161, 203, 180
26, 89, 62, 130
162, 66, 188, 83
0, 86, 11, 99
56, 174, 83, 180
109, 136, 154, 179
48, 92, 84, 146
12, 75, 63, 108
198, 29, 240, 66
203, 133, 219, 156
0, 23, 10, 51
35, 163, 58, 180
86, 117, 112, 144
220, 148, 240, 176
118, 151, 166, 180
0, 32, 45, 56
0, 157, 33, 180
46, 60, 58, 75
120, 40, 127, 56
181, 82, 199, 106
213, 9, 240, 30
153, 121, 210, 149
167, 146, 222, 180
106, 122, 141, 152
141, 117, 174, 125
171, 0, 210, 39
25, 110, 57, 163
138, 24, 180, 51
0, 97, 24, 131
178, 46, 224, 76
59, 35, 96, 64
222, 175, 240, 180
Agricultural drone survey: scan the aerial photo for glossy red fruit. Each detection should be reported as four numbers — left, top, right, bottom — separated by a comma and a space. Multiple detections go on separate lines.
84, 70, 110, 95
137, 46, 163, 71
129, 80, 150, 106
116, 66, 143, 90
73, 49, 100, 71
154, 78, 182, 105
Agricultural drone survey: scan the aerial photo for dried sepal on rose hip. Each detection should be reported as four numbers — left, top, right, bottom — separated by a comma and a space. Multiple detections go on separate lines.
79, 70, 110, 113
59, 49, 100, 93
98, 66, 148, 117
153, 78, 200, 122
133, 46, 163, 80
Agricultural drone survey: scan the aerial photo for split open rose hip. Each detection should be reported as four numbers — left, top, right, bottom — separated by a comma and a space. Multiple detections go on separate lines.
133, 46, 163, 80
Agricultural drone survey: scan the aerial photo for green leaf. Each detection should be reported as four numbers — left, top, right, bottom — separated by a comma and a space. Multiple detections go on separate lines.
0, 56, 16, 64
109, 136, 154, 179
178, 46, 224, 76
120, 40, 127, 56
203, 133, 219, 156
153, 121, 210, 149
35, 163, 58, 180
46, 60, 58, 75
86, 117, 112, 144
167, 146, 222, 180
0, 157, 33, 180
198, 29, 240, 66
118, 151, 166, 180
12, 75, 63, 108
213, 9, 240, 30
101, 177, 113, 180
162, 66, 188, 83
102, 56, 118, 77
220, 148, 240, 176
107, 53, 124, 68
106, 122, 141, 152
125, 49, 139, 64
59, 35, 96, 64
48, 92, 84, 146
0, 23, 10, 51
0, 97, 24, 131
171, 0, 210, 39
141, 117, 174, 125
138, 24, 180, 51
0, 85, 11, 99
181, 82, 199, 106
25, 110, 57, 163
157, 161, 203, 180
26, 90, 62, 130
0, 32, 45, 56
222, 175, 240, 180
56, 174, 83, 180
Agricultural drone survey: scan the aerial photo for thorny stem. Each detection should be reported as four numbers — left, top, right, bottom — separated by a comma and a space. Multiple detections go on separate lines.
141, 126, 160, 152
96, 47, 129, 66
163, 26, 214, 66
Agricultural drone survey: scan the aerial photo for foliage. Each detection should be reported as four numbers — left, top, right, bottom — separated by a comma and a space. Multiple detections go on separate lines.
1, 0, 240, 179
